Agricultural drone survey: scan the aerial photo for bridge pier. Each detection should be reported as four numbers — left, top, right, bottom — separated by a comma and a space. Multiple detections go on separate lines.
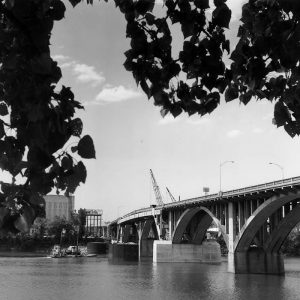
228, 249, 284, 274
153, 240, 221, 263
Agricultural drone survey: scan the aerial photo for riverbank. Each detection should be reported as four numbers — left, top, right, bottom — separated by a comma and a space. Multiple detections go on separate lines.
0, 251, 47, 257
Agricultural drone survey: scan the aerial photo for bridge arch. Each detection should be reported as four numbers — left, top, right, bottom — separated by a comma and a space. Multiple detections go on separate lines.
264, 203, 300, 253
172, 207, 228, 248
234, 193, 300, 253
140, 219, 159, 240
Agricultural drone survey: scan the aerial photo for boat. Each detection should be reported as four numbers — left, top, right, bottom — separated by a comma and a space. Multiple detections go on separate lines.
50, 245, 66, 258
65, 246, 82, 257
50, 245, 83, 258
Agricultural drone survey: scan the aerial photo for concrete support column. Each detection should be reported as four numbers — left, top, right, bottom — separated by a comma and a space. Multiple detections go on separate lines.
225, 204, 229, 234
116, 225, 121, 243
168, 210, 173, 241
238, 201, 244, 232
138, 220, 155, 258
122, 225, 131, 243
227, 202, 236, 273
284, 203, 291, 216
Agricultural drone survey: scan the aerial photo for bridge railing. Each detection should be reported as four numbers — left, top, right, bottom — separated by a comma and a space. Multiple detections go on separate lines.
117, 176, 300, 222
163, 176, 300, 208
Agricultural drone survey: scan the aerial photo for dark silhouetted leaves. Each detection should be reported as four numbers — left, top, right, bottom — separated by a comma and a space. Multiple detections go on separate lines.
68, 0, 81, 7
77, 135, 96, 159
0, 103, 8, 116
212, 3, 231, 28
225, 85, 239, 102
14, 206, 35, 233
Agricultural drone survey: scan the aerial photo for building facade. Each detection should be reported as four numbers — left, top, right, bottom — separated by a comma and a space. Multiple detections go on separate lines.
85, 209, 103, 237
44, 195, 75, 222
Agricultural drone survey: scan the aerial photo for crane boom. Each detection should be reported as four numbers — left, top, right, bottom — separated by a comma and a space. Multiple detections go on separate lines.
166, 187, 176, 202
150, 169, 164, 206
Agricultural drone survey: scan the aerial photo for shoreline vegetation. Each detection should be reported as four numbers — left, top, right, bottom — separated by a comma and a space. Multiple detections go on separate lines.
0, 230, 299, 258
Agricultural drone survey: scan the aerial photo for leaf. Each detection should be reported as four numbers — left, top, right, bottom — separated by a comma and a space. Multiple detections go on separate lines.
222, 40, 230, 54
0, 122, 4, 139
0, 207, 9, 228
76, 161, 87, 184
30, 53, 52, 75
29, 193, 45, 206
195, 0, 209, 9
61, 156, 73, 170
77, 135, 96, 159
68, 0, 81, 7
71, 146, 78, 153
14, 206, 35, 233
153, 91, 170, 106
0, 103, 8, 116
205, 92, 220, 113
135, 0, 155, 15
239, 91, 252, 105
212, 3, 231, 28
274, 101, 291, 127
140, 79, 152, 99
145, 12, 155, 25
170, 104, 182, 118
69, 118, 83, 137
225, 85, 239, 102
181, 22, 194, 39
160, 108, 169, 118
49, 0, 66, 21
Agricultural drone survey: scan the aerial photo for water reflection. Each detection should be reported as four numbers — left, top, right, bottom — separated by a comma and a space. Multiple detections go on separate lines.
0, 257, 298, 300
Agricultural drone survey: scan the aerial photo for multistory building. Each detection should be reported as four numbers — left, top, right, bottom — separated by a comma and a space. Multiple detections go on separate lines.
44, 195, 75, 222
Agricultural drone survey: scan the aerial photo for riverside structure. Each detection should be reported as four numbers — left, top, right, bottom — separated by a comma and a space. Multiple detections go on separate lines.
109, 176, 300, 275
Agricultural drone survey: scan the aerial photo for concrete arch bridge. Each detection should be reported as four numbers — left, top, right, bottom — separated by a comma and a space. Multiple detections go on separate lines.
109, 176, 300, 274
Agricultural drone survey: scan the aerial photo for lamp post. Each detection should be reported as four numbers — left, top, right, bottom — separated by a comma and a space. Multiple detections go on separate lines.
269, 162, 284, 180
219, 161, 235, 192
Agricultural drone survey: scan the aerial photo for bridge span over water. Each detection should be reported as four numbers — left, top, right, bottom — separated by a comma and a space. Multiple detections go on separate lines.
110, 176, 300, 275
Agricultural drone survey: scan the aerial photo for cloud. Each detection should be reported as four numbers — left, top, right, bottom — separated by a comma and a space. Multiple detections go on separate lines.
227, 129, 242, 138
252, 127, 263, 134
60, 62, 74, 69
72, 63, 105, 86
159, 114, 181, 125
94, 85, 141, 104
52, 56, 105, 86
52, 54, 69, 61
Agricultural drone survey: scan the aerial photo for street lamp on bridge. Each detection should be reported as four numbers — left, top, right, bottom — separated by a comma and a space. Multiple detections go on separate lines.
219, 160, 235, 192
268, 162, 284, 180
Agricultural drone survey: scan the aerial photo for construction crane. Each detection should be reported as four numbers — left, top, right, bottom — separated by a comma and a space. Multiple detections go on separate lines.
166, 187, 176, 202
150, 169, 164, 206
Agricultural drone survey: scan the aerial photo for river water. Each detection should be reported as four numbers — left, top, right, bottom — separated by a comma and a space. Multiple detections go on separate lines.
0, 256, 299, 300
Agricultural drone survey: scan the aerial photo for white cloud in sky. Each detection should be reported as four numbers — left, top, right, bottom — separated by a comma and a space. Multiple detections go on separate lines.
60, 62, 73, 69
227, 129, 242, 138
94, 85, 141, 104
52, 54, 69, 61
252, 127, 263, 134
52, 56, 105, 86
73, 63, 105, 86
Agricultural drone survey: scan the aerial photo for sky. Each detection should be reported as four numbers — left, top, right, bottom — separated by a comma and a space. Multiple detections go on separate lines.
46, 0, 300, 221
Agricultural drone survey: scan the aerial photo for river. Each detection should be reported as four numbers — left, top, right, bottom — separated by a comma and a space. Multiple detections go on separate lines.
0, 256, 299, 300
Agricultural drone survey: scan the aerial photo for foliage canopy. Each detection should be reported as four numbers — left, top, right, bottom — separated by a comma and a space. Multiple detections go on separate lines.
1, 0, 300, 233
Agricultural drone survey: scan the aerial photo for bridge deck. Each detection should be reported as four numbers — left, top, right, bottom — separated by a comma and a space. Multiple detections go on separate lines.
113, 176, 300, 225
